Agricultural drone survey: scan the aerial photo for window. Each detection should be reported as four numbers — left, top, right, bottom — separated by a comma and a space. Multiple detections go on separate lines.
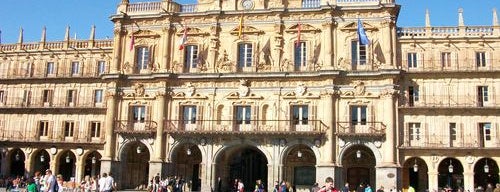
237, 43, 253, 68
46, 62, 55, 75
42, 90, 53, 104
67, 90, 77, 106
132, 106, 146, 122
0, 90, 5, 104
94, 89, 103, 103
64, 121, 75, 137
409, 123, 421, 140
292, 105, 308, 125
408, 86, 419, 106
71, 61, 80, 75
136, 47, 150, 70
294, 42, 307, 68
97, 61, 106, 75
38, 121, 49, 137
477, 86, 488, 107
184, 45, 198, 70
22, 90, 31, 106
350, 106, 367, 126
235, 106, 251, 124
441, 52, 451, 67
449, 123, 457, 141
182, 106, 197, 124
351, 40, 367, 65
90, 122, 101, 138
476, 52, 486, 67
407, 53, 418, 68
480, 123, 491, 141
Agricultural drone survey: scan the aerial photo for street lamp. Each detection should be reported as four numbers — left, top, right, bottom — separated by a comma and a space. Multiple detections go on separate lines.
65, 153, 71, 163
136, 146, 142, 154
15, 152, 20, 161
186, 148, 192, 156
297, 150, 302, 158
484, 159, 489, 173
413, 159, 419, 172
92, 156, 97, 164
448, 160, 454, 173
356, 150, 361, 159
40, 154, 45, 162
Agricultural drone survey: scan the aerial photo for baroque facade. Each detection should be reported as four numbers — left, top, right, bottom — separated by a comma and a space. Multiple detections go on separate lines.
0, 0, 499, 191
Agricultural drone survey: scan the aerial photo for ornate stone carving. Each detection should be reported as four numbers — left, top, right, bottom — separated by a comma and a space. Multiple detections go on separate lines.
238, 79, 250, 97
186, 82, 196, 96
295, 83, 307, 96
216, 50, 233, 72
379, 88, 399, 98
354, 81, 366, 96
134, 83, 146, 97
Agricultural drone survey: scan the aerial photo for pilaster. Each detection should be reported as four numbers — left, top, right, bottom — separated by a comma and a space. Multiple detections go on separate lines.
375, 167, 399, 191
428, 171, 439, 191
111, 24, 123, 74
463, 171, 474, 192
381, 89, 397, 166
104, 83, 118, 159
322, 21, 334, 69
154, 91, 166, 161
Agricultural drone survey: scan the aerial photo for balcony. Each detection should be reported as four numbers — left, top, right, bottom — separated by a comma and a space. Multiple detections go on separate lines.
0, 63, 111, 79
164, 120, 328, 136
0, 40, 113, 52
336, 121, 386, 138
399, 95, 498, 108
0, 97, 106, 109
0, 129, 104, 144
302, 0, 320, 8
397, 26, 498, 38
400, 133, 499, 149
401, 59, 498, 72
114, 120, 158, 134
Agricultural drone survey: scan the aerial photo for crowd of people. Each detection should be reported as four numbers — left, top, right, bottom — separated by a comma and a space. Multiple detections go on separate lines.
147, 174, 186, 192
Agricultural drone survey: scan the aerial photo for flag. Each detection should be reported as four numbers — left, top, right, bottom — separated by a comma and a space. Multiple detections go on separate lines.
295, 22, 301, 47
357, 19, 370, 45
129, 30, 135, 51
178, 26, 188, 50
238, 13, 244, 38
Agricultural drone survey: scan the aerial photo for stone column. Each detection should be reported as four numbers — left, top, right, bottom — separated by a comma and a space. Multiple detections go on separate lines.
381, 89, 396, 165
380, 19, 393, 67
160, 26, 171, 72
101, 82, 118, 174
111, 24, 123, 74
316, 92, 336, 180
154, 91, 166, 161
428, 171, 439, 192
463, 171, 474, 192
75, 158, 83, 182
322, 21, 333, 69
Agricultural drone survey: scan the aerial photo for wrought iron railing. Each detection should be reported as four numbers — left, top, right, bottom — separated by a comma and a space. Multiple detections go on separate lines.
114, 120, 158, 134
400, 59, 498, 72
0, 129, 104, 143
400, 133, 499, 148
399, 94, 498, 108
164, 120, 328, 134
0, 96, 106, 108
336, 121, 386, 137
397, 26, 498, 38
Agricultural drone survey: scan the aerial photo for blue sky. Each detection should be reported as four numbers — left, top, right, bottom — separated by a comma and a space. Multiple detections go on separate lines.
0, 0, 499, 44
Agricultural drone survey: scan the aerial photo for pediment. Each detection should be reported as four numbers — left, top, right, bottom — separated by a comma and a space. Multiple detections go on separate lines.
177, 27, 209, 36
230, 25, 264, 36
171, 92, 208, 99
225, 92, 263, 99
133, 30, 160, 37
282, 92, 320, 99
285, 24, 321, 33
340, 22, 378, 31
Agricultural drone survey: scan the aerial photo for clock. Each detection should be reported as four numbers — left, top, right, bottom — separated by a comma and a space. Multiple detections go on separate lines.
241, 0, 254, 10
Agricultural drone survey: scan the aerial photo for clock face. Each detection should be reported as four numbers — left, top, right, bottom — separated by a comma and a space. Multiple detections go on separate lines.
241, 0, 254, 10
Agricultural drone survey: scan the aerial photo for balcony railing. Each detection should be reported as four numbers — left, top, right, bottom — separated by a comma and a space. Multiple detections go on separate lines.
164, 120, 328, 135
397, 26, 498, 38
401, 59, 498, 72
0, 129, 104, 143
336, 121, 386, 137
0, 97, 106, 109
302, 0, 320, 8
0, 63, 110, 79
127, 2, 163, 13
114, 120, 158, 134
336, 0, 380, 5
0, 40, 113, 52
400, 133, 499, 148
180, 4, 197, 13
399, 95, 498, 108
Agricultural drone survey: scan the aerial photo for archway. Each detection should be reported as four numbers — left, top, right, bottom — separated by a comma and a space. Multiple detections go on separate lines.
172, 143, 202, 191
32, 150, 50, 174
9, 149, 26, 177
341, 145, 376, 191
120, 142, 150, 189
438, 158, 463, 190
473, 158, 498, 189
284, 144, 316, 191
83, 151, 102, 178
58, 150, 76, 181
403, 157, 428, 192
216, 145, 268, 192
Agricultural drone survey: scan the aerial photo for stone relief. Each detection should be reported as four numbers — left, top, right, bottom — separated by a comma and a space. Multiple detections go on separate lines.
216, 50, 234, 72
238, 79, 250, 97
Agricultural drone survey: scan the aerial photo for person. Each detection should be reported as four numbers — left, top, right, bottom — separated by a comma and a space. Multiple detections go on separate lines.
319, 177, 337, 192
312, 183, 321, 192
272, 181, 279, 192
56, 174, 64, 192
377, 186, 384, 192
33, 171, 42, 192
341, 183, 350, 192
26, 178, 37, 192
280, 181, 288, 192
408, 186, 415, 192
486, 184, 494, 192
45, 169, 57, 192
81, 175, 92, 192
107, 172, 116, 191
254, 179, 265, 192
493, 184, 500, 192
98, 173, 112, 192
365, 184, 373, 192
238, 179, 245, 192
217, 177, 222, 192
233, 179, 239, 192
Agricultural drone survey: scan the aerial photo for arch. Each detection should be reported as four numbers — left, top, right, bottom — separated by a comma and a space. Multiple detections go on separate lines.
82, 150, 102, 178
473, 157, 499, 189
437, 157, 464, 190
116, 138, 153, 161
279, 139, 321, 165
339, 144, 377, 191
31, 149, 50, 174
282, 143, 317, 189
119, 141, 151, 189
57, 150, 76, 181
212, 139, 272, 163
9, 148, 26, 177
402, 157, 429, 192
169, 141, 204, 191
337, 141, 382, 166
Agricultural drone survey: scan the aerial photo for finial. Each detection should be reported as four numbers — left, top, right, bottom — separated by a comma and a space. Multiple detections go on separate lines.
458, 8, 464, 26
41, 26, 47, 42
17, 27, 23, 44
425, 9, 431, 27
121, 0, 129, 4
89, 25, 96, 40
493, 8, 498, 26
64, 26, 70, 41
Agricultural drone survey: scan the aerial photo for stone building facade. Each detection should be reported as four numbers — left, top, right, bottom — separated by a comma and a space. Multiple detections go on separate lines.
0, 0, 498, 191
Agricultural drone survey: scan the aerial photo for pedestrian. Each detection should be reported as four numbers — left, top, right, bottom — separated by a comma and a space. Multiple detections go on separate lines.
341, 183, 349, 192
318, 177, 337, 192
45, 169, 57, 192
377, 186, 384, 192
312, 183, 321, 192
